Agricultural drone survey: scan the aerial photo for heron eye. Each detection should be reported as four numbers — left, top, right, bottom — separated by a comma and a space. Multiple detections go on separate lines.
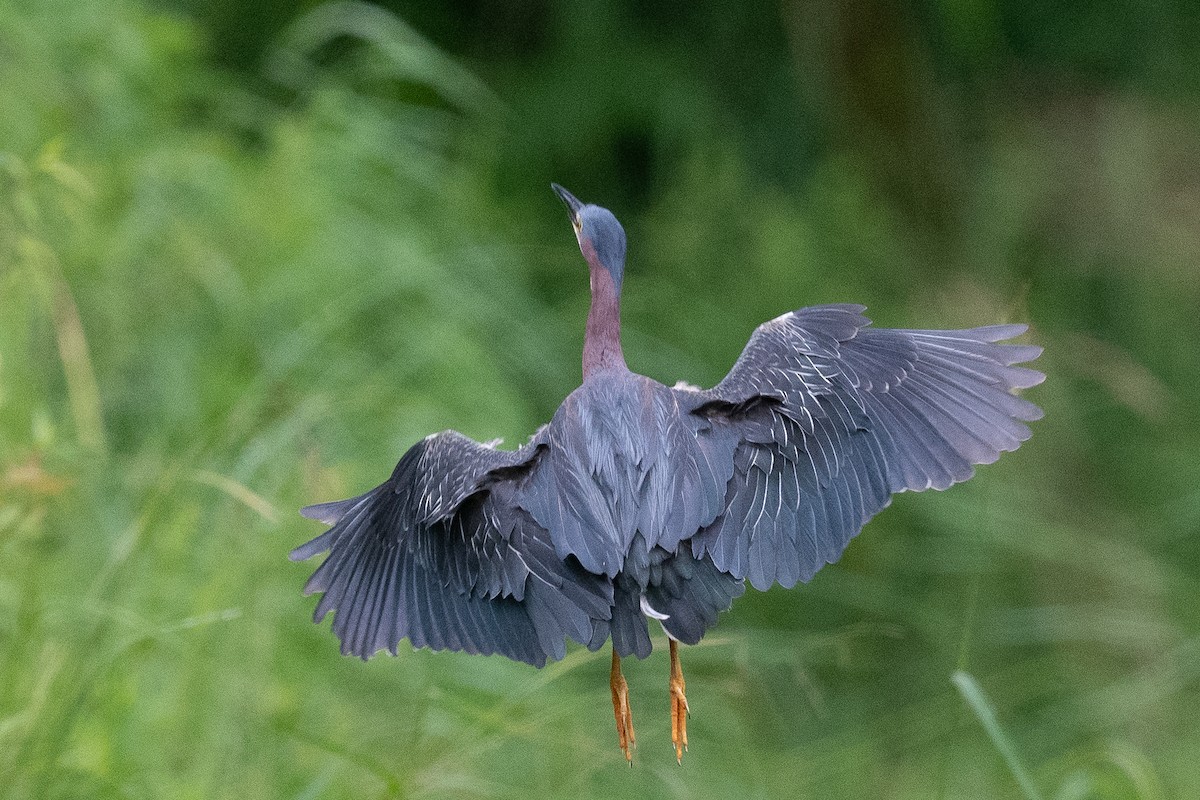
572, 219, 582, 234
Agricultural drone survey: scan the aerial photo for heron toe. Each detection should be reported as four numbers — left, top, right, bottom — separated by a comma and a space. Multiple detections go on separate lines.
669, 640, 689, 764
610, 650, 636, 764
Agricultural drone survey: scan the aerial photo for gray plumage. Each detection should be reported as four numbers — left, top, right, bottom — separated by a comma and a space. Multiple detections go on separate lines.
292, 190, 1044, 668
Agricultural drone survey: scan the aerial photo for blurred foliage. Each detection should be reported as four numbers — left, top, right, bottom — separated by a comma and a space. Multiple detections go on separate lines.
1, 0, 1199, 798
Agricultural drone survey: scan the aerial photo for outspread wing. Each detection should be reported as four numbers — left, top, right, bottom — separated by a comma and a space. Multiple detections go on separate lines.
688, 303, 1044, 591
291, 431, 612, 667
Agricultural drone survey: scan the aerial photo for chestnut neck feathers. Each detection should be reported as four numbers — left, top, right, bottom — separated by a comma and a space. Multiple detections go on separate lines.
582, 242, 626, 379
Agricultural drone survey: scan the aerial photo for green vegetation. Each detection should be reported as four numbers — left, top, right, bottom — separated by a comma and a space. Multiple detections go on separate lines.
2, 0, 1198, 797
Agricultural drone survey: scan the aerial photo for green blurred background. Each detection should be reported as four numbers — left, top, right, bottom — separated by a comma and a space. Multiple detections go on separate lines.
2, 0, 1198, 797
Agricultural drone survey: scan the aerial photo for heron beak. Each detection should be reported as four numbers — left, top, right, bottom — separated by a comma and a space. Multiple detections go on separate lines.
551, 183, 584, 226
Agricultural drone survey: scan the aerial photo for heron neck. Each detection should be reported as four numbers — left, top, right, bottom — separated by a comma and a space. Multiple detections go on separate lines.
583, 262, 626, 379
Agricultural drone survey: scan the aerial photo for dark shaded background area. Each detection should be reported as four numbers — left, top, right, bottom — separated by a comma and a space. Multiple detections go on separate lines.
182, 0, 1200, 207
2, 1, 1198, 798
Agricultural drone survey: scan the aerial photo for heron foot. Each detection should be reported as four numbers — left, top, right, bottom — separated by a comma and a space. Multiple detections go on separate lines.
610, 649, 635, 765
669, 639, 689, 764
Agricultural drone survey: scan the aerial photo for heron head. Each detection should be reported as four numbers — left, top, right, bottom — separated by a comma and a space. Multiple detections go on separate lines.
552, 183, 626, 288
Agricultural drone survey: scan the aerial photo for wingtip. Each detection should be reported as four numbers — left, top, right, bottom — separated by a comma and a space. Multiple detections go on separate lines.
298, 504, 325, 521
1010, 365, 1046, 389
997, 322, 1029, 339
300, 494, 366, 524
290, 529, 333, 562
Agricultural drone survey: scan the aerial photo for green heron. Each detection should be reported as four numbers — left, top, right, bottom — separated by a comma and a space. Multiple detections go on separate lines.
292, 184, 1044, 764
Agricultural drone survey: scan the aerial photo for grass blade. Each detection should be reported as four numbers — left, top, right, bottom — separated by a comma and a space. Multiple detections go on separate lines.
952, 670, 1044, 800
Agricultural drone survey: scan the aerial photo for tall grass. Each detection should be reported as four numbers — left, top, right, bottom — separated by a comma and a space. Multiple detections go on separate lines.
1, 1, 1198, 798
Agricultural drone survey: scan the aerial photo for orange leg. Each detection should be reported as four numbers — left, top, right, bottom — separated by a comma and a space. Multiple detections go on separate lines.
610, 648, 636, 764
669, 639, 690, 764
